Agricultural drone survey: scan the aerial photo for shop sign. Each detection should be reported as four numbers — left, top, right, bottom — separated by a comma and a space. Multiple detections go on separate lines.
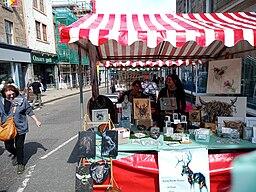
31, 53, 58, 64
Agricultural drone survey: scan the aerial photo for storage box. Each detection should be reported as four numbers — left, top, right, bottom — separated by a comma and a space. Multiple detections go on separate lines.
115, 128, 130, 144
195, 128, 210, 143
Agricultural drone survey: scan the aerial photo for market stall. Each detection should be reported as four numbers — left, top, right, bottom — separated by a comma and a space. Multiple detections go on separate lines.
60, 12, 256, 192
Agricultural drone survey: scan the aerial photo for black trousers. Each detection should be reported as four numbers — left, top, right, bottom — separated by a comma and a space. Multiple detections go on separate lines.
4, 133, 26, 165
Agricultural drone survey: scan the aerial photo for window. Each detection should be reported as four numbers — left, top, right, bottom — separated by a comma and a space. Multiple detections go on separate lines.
42, 24, 47, 41
35, 21, 41, 39
2, 0, 11, 8
33, 0, 38, 8
39, 0, 44, 12
5, 20, 13, 44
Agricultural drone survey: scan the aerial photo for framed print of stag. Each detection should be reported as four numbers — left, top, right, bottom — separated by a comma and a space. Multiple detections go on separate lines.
133, 98, 152, 120
207, 58, 242, 94
176, 151, 208, 192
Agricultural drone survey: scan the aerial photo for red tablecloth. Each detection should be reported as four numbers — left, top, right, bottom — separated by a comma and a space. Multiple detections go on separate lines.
94, 152, 245, 192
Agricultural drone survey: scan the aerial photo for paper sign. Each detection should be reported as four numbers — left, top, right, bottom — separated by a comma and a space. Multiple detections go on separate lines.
158, 148, 210, 192
222, 127, 232, 134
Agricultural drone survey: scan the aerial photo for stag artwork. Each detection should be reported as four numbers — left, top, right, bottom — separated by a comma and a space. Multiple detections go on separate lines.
133, 99, 151, 120
199, 97, 237, 123
176, 151, 208, 192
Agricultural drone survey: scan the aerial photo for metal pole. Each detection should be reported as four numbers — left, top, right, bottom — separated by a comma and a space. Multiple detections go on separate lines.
78, 44, 84, 120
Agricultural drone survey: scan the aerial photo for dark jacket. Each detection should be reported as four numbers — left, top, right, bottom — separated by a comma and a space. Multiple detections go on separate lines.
118, 90, 148, 103
0, 95, 34, 134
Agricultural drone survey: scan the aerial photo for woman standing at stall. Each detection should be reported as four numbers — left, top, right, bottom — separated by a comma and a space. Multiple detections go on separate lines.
0, 84, 42, 174
157, 74, 186, 128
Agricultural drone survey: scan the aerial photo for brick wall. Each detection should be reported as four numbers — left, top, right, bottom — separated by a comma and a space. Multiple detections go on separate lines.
0, 1, 27, 47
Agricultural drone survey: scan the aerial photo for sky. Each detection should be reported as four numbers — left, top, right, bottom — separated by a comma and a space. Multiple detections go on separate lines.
96, 0, 176, 13
52, 0, 177, 13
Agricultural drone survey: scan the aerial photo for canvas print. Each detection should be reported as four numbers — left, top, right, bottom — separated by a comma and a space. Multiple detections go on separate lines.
196, 96, 247, 123
207, 58, 242, 94
189, 110, 201, 122
158, 148, 210, 192
75, 164, 93, 192
101, 130, 118, 157
78, 130, 96, 158
160, 97, 177, 111
92, 109, 109, 122
133, 98, 152, 120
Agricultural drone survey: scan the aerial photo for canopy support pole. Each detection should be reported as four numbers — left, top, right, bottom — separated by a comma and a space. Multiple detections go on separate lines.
78, 44, 84, 120
88, 42, 99, 99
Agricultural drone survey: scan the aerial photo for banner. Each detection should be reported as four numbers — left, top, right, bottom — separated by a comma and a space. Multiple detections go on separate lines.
158, 148, 210, 192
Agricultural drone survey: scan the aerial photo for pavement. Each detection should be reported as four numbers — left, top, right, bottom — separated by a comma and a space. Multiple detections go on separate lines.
39, 85, 106, 105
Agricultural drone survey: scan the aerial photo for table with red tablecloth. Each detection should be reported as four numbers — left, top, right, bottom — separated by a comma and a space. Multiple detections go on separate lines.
93, 133, 256, 192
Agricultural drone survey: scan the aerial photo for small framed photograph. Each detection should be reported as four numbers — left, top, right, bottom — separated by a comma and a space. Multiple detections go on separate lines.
189, 110, 201, 122
160, 97, 177, 111
181, 115, 187, 122
92, 109, 109, 122
173, 113, 179, 120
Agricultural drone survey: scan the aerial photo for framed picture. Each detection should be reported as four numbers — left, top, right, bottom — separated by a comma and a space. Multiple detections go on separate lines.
78, 130, 96, 158
245, 117, 256, 127
101, 130, 118, 157
189, 110, 201, 122
92, 109, 109, 122
207, 58, 242, 94
133, 98, 152, 120
159, 97, 177, 111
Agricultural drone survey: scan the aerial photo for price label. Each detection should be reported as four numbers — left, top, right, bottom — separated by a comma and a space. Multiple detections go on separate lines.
222, 127, 232, 134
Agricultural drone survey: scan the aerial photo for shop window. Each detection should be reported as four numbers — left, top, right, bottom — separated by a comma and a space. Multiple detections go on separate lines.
242, 56, 256, 110
39, 0, 44, 13
35, 21, 41, 39
4, 20, 13, 45
180, 63, 207, 93
33, 0, 38, 8
42, 24, 47, 41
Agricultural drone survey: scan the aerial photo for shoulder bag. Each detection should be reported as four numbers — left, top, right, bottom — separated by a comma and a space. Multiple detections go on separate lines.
0, 106, 17, 141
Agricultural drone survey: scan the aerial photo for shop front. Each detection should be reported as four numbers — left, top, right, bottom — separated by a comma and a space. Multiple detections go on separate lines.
0, 43, 31, 89
31, 52, 58, 90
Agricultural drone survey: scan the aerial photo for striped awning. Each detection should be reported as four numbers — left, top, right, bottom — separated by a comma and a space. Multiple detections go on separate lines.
60, 12, 256, 63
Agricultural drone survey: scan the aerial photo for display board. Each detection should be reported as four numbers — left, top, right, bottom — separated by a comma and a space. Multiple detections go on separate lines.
207, 58, 242, 94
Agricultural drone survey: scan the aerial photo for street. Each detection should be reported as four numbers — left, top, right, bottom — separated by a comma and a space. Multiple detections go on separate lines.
0, 90, 106, 192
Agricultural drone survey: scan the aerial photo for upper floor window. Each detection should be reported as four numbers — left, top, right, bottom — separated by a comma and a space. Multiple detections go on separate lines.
33, 0, 38, 8
42, 24, 47, 41
35, 21, 41, 39
39, 0, 44, 12
5, 20, 13, 44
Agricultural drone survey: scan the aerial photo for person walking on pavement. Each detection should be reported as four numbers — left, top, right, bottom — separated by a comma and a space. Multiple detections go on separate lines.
30, 77, 43, 109
0, 84, 42, 174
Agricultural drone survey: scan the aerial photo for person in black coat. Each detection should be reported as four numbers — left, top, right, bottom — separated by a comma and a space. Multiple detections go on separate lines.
157, 74, 186, 129
118, 80, 147, 103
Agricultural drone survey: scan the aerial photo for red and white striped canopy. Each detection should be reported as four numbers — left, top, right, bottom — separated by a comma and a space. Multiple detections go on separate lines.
60, 12, 256, 62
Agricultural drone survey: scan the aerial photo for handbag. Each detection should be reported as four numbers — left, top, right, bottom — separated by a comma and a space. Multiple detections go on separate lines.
0, 116, 17, 141
0, 106, 17, 142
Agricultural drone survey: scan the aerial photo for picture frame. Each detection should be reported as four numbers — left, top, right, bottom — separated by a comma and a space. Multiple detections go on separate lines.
245, 117, 256, 127
133, 98, 152, 120
78, 130, 96, 158
189, 110, 201, 122
101, 130, 118, 157
159, 97, 177, 111
92, 109, 109, 122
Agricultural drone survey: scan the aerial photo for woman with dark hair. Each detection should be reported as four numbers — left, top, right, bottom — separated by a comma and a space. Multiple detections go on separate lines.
0, 85, 41, 174
157, 74, 186, 128
118, 80, 147, 103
